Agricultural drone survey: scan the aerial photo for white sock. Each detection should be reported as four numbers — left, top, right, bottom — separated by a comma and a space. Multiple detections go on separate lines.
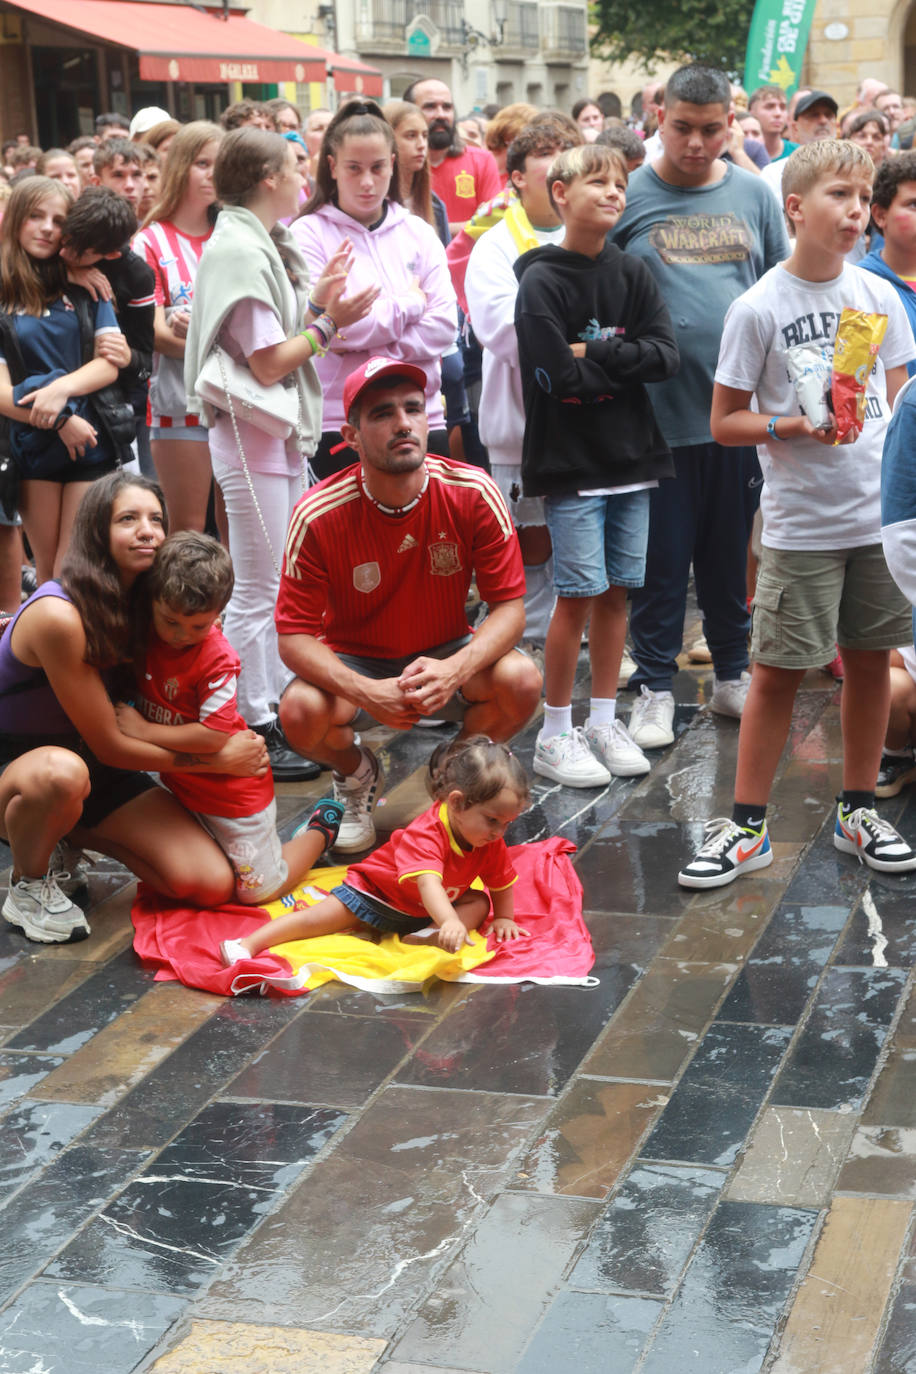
884, 745, 913, 758
541, 703, 573, 740
588, 697, 616, 728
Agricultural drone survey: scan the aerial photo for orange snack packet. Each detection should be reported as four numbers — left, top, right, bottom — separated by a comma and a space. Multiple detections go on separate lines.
830, 308, 888, 442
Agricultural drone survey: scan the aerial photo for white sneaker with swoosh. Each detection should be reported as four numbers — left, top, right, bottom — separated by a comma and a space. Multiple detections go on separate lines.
678, 817, 773, 889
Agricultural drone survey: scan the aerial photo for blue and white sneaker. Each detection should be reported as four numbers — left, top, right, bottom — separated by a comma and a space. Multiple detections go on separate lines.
678, 816, 772, 889
833, 804, 916, 873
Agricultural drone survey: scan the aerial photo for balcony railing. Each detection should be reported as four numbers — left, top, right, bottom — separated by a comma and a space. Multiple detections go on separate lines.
540, 3, 588, 59
501, 1, 539, 52
355, 0, 464, 49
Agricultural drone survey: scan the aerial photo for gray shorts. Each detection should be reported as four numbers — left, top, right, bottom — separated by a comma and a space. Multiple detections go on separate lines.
338, 636, 473, 729
195, 798, 287, 905
752, 543, 912, 668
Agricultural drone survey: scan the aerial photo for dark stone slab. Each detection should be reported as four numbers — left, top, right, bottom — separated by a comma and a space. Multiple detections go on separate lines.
0, 1143, 147, 1306
3, 947, 155, 1054
0, 1051, 65, 1110
0, 957, 95, 1033
49, 1100, 345, 1296
833, 883, 916, 967
516, 1291, 663, 1374
574, 821, 698, 917
872, 1280, 916, 1373
771, 967, 908, 1110
717, 903, 847, 1024
0, 1280, 185, 1372
0, 1100, 102, 1205
637, 1201, 818, 1373
569, 1163, 724, 1296
640, 1023, 792, 1167
616, 709, 739, 826
863, 1047, 916, 1127
583, 912, 677, 971
394, 963, 640, 1096
780, 819, 871, 907
227, 1007, 430, 1109
198, 1085, 549, 1337
83, 995, 304, 1149
389, 1192, 600, 1372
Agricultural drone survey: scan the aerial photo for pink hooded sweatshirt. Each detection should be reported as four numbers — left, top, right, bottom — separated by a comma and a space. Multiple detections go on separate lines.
292, 201, 459, 432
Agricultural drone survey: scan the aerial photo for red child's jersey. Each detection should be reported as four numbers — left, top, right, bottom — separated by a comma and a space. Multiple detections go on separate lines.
275, 456, 525, 657
135, 626, 274, 817
347, 801, 517, 919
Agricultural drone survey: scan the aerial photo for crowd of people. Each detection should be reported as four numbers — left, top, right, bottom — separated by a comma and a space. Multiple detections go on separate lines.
4, 62, 916, 955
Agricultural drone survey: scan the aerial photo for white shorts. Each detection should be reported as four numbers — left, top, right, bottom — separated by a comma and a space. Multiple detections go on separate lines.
196, 798, 287, 905
490, 461, 547, 531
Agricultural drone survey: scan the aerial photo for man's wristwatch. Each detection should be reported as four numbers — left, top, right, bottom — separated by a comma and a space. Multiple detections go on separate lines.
766, 416, 787, 441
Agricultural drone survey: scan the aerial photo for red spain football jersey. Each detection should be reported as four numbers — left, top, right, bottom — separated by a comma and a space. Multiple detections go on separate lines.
347, 801, 517, 919
275, 456, 525, 657
136, 626, 274, 818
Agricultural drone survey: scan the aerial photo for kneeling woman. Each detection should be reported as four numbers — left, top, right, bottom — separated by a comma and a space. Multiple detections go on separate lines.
0, 471, 268, 943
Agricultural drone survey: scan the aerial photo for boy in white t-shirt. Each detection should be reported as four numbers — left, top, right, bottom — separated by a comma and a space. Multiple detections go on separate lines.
679, 139, 916, 888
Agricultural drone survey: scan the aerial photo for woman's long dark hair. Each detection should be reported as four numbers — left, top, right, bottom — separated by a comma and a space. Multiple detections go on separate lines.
59, 471, 167, 667
300, 99, 402, 217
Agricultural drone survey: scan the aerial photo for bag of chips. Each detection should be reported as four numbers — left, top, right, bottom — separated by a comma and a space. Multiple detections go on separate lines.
785, 341, 833, 431
831, 308, 888, 442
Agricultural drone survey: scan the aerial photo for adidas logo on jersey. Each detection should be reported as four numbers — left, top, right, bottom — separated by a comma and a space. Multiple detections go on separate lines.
397, 534, 418, 553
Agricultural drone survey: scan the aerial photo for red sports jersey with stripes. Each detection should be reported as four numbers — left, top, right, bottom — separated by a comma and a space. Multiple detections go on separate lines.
135, 625, 274, 818
275, 457, 525, 657
133, 220, 212, 312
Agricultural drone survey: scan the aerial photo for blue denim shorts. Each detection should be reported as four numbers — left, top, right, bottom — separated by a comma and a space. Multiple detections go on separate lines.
544, 488, 650, 597
333, 882, 431, 935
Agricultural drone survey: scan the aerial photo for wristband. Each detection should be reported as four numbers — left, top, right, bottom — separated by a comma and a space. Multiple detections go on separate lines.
53, 406, 74, 431
308, 295, 325, 316
301, 327, 327, 358
766, 416, 787, 441
312, 311, 337, 345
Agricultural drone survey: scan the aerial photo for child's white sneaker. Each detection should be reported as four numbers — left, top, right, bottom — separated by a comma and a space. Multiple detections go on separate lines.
219, 938, 250, 967
533, 728, 611, 788
584, 719, 650, 776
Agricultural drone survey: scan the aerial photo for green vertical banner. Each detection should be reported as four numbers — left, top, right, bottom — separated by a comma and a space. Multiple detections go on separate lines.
743, 0, 818, 99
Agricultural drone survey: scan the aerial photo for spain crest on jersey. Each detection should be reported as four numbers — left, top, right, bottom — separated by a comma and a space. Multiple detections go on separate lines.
454, 170, 475, 200
428, 541, 462, 577
353, 561, 381, 593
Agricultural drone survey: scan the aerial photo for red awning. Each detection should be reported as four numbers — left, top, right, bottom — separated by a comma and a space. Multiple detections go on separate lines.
302, 44, 384, 96
6, 0, 380, 87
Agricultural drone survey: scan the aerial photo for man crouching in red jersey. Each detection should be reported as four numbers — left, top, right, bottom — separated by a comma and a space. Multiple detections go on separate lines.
275, 356, 542, 853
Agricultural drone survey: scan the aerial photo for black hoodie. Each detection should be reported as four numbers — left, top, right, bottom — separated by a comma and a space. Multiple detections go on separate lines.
514, 241, 679, 496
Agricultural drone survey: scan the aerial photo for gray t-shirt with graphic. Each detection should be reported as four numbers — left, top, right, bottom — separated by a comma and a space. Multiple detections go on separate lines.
612, 161, 789, 447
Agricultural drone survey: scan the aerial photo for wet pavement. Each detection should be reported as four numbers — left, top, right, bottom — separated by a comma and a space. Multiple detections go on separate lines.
2, 620, 916, 1373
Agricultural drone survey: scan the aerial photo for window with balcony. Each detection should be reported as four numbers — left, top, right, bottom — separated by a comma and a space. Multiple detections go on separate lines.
501, 1, 539, 52
540, 3, 588, 59
356, 0, 464, 49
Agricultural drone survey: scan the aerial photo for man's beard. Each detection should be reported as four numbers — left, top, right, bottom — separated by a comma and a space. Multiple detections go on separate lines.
428, 121, 454, 150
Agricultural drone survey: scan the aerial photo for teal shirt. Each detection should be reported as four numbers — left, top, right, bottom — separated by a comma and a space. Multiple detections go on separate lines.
611, 162, 789, 447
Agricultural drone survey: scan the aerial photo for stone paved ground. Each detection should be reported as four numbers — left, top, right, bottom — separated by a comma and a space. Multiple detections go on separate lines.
1, 628, 916, 1373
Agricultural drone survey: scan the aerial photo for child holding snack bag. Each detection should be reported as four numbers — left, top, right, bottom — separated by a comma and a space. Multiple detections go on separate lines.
678, 139, 916, 889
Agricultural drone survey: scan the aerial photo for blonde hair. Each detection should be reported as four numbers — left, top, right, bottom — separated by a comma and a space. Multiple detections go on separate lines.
781, 138, 873, 203
547, 143, 628, 214
142, 120, 222, 227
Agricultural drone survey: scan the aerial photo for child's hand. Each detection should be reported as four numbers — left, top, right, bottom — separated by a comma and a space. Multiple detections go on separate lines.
114, 701, 148, 739
491, 916, 531, 942
437, 917, 473, 952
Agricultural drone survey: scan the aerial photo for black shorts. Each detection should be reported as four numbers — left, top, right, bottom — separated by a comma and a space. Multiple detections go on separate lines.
0, 732, 155, 830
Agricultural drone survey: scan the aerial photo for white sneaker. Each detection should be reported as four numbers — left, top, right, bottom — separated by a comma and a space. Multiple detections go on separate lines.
628, 686, 675, 748
219, 937, 251, 967
49, 840, 91, 902
688, 633, 713, 663
618, 649, 637, 690
2, 874, 90, 943
710, 672, 751, 719
533, 728, 611, 788
332, 747, 385, 852
584, 719, 650, 776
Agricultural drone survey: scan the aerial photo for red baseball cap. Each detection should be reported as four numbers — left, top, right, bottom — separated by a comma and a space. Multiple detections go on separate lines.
342, 356, 428, 418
